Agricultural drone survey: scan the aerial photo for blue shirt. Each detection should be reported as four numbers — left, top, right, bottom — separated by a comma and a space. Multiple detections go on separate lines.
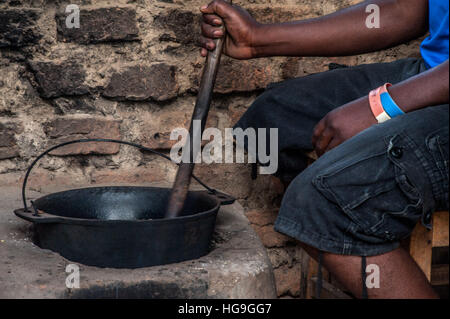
421, 0, 449, 69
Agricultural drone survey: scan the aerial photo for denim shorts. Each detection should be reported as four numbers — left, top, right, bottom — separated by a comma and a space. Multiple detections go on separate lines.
235, 58, 449, 256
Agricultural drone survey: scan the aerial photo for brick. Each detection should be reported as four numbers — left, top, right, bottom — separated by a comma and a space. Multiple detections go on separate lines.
51, 97, 96, 114
281, 58, 300, 80
281, 56, 363, 79
0, 122, 22, 160
252, 224, 292, 248
273, 264, 302, 297
248, 6, 308, 24
18, 169, 90, 193
246, 209, 278, 227
193, 162, 253, 200
44, 118, 121, 156
91, 167, 167, 185
244, 174, 286, 209
141, 109, 219, 150
56, 6, 139, 44
103, 64, 178, 102
154, 6, 306, 47
29, 61, 89, 98
192, 58, 272, 94
0, 9, 42, 48
155, 9, 200, 46
216, 59, 272, 93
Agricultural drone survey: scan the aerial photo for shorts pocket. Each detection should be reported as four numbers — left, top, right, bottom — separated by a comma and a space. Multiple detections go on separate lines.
427, 127, 449, 185
313, 139, 423, 241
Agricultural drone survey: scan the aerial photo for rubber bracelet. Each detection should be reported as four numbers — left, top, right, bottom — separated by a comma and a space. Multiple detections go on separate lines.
369, 87, 391, 123
379, 83, 405, 118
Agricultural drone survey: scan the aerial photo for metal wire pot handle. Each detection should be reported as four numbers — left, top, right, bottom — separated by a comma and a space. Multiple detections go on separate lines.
21, 138, 223, 212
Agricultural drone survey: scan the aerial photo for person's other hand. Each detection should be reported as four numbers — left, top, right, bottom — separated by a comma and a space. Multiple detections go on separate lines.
312, 98, 378, 157
199, 0, 261, 60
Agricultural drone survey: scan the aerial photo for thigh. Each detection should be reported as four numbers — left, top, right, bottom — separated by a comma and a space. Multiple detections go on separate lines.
235, 58, 426, 183
235, 58, 426, 151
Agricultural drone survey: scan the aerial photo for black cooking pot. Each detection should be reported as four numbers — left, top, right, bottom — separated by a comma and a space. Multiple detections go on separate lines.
14, 139, 235, 269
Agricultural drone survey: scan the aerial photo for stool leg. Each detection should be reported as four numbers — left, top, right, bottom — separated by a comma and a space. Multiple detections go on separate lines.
306, 255, 330, 299
409, 222, 433, 281
432, 212, 449, 248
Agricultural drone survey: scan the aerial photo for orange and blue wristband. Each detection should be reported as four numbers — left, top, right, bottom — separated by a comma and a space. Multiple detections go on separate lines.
379, 83, 405, 118
369, 86, 391, 123
369, 83, 405, 123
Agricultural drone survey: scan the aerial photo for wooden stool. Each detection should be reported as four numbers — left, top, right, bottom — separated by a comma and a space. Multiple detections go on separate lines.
409, 211, 449, 286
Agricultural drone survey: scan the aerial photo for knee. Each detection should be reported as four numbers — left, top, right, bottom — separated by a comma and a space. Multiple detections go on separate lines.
283, 168, 320, 210
279, 161, 338, 230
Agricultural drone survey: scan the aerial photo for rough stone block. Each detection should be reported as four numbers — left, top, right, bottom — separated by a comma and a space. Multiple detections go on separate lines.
273, 264, 302, 297
0, 122, 22, 160
29, 61, 89, 98
155, 9, 199, 46
141, 109, 219, 150
191, 58, 272, 93
249, 6, 309, 24
0, 9, 42, 48
252, 224, 293, 248
44, 118, 121, 156
216, 59, 272, 93
268, 248, 292, 269
51, 97, 96, 114
103, 64, 178, 102
246, 209, 279, 227
91, 167, 167, 185
56, 6, 139, 44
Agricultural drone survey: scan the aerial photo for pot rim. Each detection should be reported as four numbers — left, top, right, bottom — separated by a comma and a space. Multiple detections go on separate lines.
15, 186, 222, 226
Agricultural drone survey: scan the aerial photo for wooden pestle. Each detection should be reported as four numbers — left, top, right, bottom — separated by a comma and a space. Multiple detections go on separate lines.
165, 1, 232, 218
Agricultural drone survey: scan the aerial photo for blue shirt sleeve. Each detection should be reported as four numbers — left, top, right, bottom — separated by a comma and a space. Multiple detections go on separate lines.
421, 0, 449, 69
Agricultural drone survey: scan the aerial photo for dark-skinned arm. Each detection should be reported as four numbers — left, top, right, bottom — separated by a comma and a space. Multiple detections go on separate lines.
252, 0, 429, 57
389, 60, 449, 112
312, 60, 449, 156
200, 0, 429, 59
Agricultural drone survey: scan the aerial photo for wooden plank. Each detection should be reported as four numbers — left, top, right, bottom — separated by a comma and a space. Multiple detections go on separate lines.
409, 222, 433, 281
432, 212, 449, 248
306, 257, 318, 299
431, 264, 449, 287
306, 256, 330, 299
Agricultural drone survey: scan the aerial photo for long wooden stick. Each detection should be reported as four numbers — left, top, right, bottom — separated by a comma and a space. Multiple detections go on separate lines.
165, 1, 231, 218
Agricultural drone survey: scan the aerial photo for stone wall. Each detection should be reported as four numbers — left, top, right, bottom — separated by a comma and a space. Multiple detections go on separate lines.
0, 0, 421, 298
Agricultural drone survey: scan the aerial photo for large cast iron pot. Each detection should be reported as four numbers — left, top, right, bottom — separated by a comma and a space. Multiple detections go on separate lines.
14, 139, 235, 269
